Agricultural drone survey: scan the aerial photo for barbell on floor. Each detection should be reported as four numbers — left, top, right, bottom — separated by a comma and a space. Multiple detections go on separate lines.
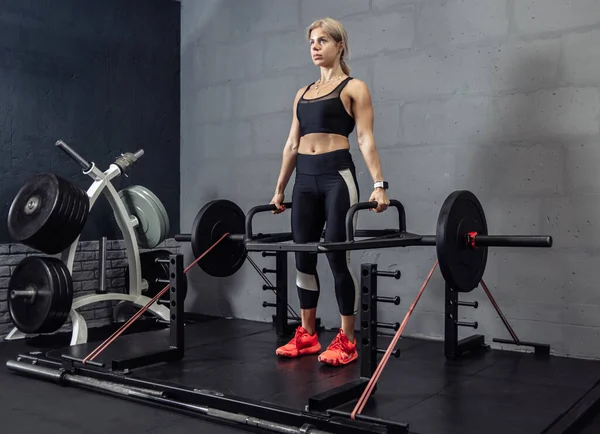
175, 190, 552, 293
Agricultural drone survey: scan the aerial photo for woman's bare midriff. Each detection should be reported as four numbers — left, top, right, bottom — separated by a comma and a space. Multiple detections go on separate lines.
298, 133, 350, 155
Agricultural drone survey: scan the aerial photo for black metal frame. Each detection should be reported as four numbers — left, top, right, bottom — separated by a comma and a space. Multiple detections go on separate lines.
443, 280, 551, 359
61, 253, 186, 371
307, 264, 402, 422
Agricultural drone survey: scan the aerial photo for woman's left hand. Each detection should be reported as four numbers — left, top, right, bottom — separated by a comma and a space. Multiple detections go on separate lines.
369, 188, 390, 213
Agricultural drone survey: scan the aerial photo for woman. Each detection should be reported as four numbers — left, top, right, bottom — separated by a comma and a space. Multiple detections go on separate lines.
270, 17, 390, 366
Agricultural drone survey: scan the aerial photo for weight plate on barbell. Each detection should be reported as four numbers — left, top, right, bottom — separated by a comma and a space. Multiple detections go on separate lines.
8, 256, 74, 334
436, 190, 488, 293
7, 173, 90, 254
119, 185, 167, 249
191, 199, 246, 277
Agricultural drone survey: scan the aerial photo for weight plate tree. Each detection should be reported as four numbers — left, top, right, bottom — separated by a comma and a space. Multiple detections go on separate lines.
8, 256, 74, 334
7, 173, 90, 254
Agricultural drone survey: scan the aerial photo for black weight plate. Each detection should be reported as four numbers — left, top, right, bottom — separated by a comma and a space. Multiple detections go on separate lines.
42, 258, 67, 333
39, 179, 88, 255
8, 256, 57, 334
436, 190, 488, 293
191, 200, 246, 277
50, 258, 74, 330
8, 174, 61, 250
65, 181, 90, 242
44, 181, 79, 254
7, 174, 88, 254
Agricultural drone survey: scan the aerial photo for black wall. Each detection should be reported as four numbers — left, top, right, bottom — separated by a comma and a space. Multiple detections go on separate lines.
0, 0, 181, 242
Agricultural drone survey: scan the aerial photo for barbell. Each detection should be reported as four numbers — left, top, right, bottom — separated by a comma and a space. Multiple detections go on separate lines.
176, 190, 552, 293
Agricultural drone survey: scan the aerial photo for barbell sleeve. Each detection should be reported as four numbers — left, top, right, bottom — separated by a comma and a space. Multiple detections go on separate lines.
416, 234, 552, 248
174, 234, 191, 242
55, 140, 93, 171
10, 289, 36, 300
469, 235, 553, 248
345, 199, 407, 242
418, 236, 436, 246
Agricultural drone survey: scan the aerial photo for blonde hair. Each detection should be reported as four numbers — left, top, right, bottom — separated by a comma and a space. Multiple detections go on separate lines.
306, 17, 351, 75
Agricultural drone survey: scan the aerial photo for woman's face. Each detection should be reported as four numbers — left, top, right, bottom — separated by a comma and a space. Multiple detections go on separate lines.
309, 28, 341, 68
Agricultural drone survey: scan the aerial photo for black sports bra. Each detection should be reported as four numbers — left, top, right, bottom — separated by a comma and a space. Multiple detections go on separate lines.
296, 77, 355, 138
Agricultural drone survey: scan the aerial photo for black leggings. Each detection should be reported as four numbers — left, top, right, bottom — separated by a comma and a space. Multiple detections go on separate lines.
292, 149, 360, 316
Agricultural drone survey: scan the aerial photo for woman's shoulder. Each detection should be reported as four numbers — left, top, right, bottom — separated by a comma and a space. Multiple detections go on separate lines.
346, 77, 368, 91
345, 77, 371, 98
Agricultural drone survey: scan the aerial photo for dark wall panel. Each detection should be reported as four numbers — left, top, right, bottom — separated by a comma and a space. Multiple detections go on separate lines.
0, 0, 181, 242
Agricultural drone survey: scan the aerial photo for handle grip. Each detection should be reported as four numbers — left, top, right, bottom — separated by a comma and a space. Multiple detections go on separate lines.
245, 202, 292, 240
345, 199, 406, 241
55, 140, 92, 171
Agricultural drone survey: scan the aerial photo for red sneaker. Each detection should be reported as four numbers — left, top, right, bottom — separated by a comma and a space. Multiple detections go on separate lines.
276, 326, 321, 357
318, 329, 358, 366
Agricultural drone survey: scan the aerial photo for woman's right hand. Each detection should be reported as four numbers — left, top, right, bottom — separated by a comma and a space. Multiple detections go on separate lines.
270, 192, 286, 214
